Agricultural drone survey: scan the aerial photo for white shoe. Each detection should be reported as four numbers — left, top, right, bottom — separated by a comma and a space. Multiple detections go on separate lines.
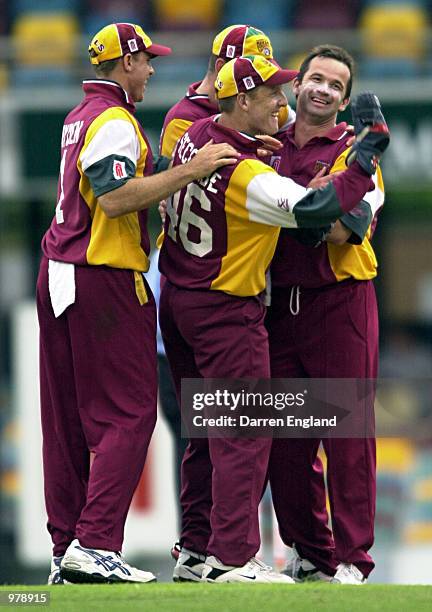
202, 555, 295, 583
282, 545, 333, 582
173, 548, 206, 582
331, 563, 367, 584
60, 539, 156, 584
48, 556, 70, 585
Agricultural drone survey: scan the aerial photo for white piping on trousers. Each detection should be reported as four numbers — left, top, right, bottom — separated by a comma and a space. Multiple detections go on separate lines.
289, 285, 300, 316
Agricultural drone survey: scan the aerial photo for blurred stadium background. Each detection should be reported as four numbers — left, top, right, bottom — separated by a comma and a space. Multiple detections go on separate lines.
0, 0, 432, 585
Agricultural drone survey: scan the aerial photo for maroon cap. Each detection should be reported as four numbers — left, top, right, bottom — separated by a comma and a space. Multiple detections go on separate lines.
89, 23, 171, 65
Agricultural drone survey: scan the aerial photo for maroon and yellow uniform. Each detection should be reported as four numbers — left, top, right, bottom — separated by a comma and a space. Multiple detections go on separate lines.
160, 81, 218, 158
158, 114, 375, 566
267, 121, 385, 578
36, 80, 157, 556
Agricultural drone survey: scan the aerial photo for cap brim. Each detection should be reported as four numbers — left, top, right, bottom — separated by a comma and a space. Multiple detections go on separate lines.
266, 69, 299, 86
145, 43, 172, 56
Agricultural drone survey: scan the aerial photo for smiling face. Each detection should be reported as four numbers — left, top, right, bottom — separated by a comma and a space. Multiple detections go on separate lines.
293, 56, 350, 124
242, 84, 288, 135
127, 51, 154, 102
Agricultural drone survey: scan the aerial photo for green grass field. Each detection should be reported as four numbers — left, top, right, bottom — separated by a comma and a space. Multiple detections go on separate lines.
1, 584, 431, 611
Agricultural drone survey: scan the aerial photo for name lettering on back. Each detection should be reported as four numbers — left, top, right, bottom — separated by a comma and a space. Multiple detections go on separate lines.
61, 120, 84, 148
177, 132, 198, 164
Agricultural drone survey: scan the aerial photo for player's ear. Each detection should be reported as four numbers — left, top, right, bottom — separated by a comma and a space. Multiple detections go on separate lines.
122, 53, 133, 72
237, 92, 248, 111
339, 96, 350, 112
292, 78, 301, 97
215, 58, 225, 74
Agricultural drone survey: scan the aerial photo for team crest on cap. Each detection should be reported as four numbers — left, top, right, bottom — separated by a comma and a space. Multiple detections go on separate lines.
226, 45, 236, 58
256, 39, 270, 56
243, 76, 255, 90
128, 38, 138, 52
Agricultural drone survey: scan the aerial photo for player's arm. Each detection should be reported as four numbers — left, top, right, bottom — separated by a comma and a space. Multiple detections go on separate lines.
79, 114, 238, 218
245, 159, 375, 228
325, 148, 385, 245
291, 92, 388, 236
98, 140, 239, 218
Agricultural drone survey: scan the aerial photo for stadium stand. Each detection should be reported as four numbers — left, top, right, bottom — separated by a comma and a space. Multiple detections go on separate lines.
294, 0, 359, 29
11, 11, 79, 86
359, 1, 429, 77
83, 0, 152, 35
3, 0, 432, 87
153, 0, 221, 30
222, 0, 292, 30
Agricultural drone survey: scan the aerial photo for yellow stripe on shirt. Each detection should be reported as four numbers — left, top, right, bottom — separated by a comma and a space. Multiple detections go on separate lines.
161, 118, 193, 158
327, 148, 384, 282
211, 159, 280, 296
77, 106, 150, 272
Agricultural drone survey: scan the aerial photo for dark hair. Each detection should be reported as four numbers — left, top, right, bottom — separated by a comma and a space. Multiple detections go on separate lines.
217, 86, 262, 113
208, 53, 218, 73
93, 57, 121, 77
217, 95, 237, 113
297, 44, 355, 98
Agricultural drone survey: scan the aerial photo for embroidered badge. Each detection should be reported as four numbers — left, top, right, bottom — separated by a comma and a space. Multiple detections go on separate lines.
113, 160, 128, 180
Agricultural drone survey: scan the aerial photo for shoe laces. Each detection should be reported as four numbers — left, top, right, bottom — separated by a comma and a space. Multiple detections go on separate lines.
249, 557, 276, 575
337, 563, 361, 580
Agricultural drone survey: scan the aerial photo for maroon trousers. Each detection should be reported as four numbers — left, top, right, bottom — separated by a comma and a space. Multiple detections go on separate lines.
266, 279, 377, 577
36, 257, 157, 556
159, 281, 271, 566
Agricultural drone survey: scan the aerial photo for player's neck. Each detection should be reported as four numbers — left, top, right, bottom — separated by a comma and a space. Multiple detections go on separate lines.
294, 111, 337, 148
218, 112, 250, 135
196, 72, 217, 105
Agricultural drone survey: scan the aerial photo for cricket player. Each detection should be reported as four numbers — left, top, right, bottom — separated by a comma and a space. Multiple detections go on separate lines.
158, 55, 390, 583
37, 22, 239, 585
158, 24, 290, 539
266, 45, 386, 585
160, 24, 295, 159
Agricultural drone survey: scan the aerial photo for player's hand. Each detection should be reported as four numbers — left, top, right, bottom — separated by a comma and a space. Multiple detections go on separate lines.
255, 134, 283, 158
307, 167, 341, 190
158, 199, 167, 224
346, 91, 390, 174
344, 125, 356, 148
189, 139, 239, 178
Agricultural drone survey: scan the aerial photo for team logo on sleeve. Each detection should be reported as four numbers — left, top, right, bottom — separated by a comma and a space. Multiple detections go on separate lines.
113, 160, 128, 180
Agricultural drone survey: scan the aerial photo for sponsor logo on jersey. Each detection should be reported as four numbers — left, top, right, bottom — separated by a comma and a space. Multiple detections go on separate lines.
243, 76, 255, 90
313, 160, 331, 175
113, 160, 128, 179
270, 156, 281, 171
128, 38, 138, 53
277, 197, 290, 210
